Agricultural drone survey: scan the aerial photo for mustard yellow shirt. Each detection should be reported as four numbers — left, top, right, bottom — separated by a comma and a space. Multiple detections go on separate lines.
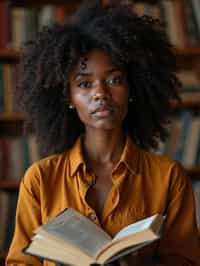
6, 136, 200, 265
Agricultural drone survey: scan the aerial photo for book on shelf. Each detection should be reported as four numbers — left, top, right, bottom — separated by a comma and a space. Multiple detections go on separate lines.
0, 4, 76, 50
23, 208, 164, 266
0, 1, 10, 50
180, 92, 200, 101
0, 191, 18, 250
176, 70, 200, 87
0, 63, 20, 113
192, 180, 200, 229
184, 0, 200, 46
0, 136, 40, 180
182, 115, 200, 167
1, 1, 200, 51
0, 191, 10, 250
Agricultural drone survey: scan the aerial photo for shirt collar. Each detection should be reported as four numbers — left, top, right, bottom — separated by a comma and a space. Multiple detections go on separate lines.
69, 135, 140, 177
69, 136, 85, 177
118, 135, 140, 175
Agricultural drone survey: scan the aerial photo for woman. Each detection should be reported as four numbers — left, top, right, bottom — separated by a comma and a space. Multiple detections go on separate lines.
6, 0, 200, 265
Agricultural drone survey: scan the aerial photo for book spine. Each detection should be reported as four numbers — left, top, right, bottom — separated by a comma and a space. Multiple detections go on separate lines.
173, 111, 191, 162
0, 64, 4, 112
182, 116, 200, 166
3, 64, 13, 113
185, 0, 200, 45
0, 1, 10, 49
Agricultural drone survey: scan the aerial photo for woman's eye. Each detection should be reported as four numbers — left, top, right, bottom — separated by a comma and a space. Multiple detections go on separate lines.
78, 81, 92, 88
107, 76, 124, 86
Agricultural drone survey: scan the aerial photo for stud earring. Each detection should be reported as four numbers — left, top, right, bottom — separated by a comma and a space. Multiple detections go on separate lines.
68, 104, 74, 109
129, 98, 134, 103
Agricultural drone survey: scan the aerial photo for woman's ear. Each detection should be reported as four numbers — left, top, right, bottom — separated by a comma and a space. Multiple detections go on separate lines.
67, 95, 75, 110
63, 81, 75, 110
68, 103, 75, 110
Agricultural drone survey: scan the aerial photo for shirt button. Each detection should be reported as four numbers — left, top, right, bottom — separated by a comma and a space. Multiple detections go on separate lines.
88, 213, 97, 221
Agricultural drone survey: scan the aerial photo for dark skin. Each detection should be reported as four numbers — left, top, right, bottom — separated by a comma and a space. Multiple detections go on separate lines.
69, 49, 128, 217
68, 49, 147, 266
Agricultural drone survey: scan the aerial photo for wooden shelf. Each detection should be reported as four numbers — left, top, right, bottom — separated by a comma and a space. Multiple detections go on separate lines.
186, 166, 200, 177
0, 49, 20, 59
175, 47, 200, 57
0, 180, 20, 190
1, 47, 200, 60
171, 99, 200, 110
0, 113, 24, 122
11, 0, 81, 6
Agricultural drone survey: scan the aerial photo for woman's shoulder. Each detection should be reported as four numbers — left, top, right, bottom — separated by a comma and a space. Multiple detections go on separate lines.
140, 148, 188, 182
142, 148, 176, 167
36, 151, 69, 167
21, 151, 69, 185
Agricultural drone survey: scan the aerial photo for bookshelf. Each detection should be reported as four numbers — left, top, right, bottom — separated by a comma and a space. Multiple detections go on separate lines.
0, 49, 20, 59
0, 180, 20, 191
1, 0, 200, 262
0, 112, 24, 121
0, 1, 83, 261
1, 47, 200, 59
176, 47, 200, 57
0, 1, 200, 177
171, 99, 200, 110
0, 251, 7, 261
12, 0, 81, 6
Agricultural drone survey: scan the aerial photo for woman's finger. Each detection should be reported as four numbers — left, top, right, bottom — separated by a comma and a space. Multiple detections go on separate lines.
118, 258, 128, 266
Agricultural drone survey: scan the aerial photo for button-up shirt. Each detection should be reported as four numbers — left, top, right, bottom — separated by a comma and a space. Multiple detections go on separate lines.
6, 136, 200, 265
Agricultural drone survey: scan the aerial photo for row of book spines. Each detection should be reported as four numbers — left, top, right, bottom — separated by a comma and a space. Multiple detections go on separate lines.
133, 0, 200, 48
178, 68, 200, 100
0, 62, 200, 113
157, 111, 200, 167
0, 135, 40, 181
0, 191, 18, 251
1, 1, 200, 50
0, 2, 71, 50
192, 180, 200, 228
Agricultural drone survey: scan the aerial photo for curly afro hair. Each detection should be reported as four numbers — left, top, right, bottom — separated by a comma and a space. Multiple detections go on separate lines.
17, 0, 181, 157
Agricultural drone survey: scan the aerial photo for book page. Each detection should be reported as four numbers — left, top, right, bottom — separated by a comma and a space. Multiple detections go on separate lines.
25, 234, 94, 266
105, 239, 157, 264
113, 214, 162, 241
35, 208, 111, 257
96, 214, 164, 263
97, 230, 160, 263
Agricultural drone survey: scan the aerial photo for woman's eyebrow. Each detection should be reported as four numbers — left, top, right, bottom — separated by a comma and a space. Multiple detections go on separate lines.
73, 67, 122, 80
106, 67, 122, 74
74, 73, 91, 80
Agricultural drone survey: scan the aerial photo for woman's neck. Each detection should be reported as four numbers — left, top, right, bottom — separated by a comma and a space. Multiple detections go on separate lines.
83, 128, 125, 165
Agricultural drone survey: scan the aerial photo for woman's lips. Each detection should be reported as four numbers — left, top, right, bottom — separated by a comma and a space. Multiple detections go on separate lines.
91, 105, 114, 117
95, 109, 112, 117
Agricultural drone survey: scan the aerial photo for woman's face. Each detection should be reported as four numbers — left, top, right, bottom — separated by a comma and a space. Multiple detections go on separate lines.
69, 49, 129, 131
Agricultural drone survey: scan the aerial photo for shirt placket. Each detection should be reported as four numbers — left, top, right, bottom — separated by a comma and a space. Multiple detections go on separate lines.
101, 165, 127, 224
77, 170, 101, 226
101, 184, 120, 224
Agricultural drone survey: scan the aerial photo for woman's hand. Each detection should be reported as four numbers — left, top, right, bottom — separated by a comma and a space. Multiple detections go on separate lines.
105, 252, 155, 266
56, 252, 154, 266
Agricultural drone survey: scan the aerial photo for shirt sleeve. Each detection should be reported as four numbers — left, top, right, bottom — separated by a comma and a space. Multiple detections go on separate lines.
6, 163, 43, 266
155, 162, 200, 266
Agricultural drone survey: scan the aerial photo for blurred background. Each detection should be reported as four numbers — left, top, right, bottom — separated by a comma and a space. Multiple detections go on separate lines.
0, 0, 200, 264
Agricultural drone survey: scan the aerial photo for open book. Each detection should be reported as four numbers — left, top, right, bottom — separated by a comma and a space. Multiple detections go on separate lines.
23, 208, 165, 266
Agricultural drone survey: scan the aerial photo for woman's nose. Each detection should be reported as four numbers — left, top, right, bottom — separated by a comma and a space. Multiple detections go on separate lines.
93, 92, 108, 101
93, 81, 110, 101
